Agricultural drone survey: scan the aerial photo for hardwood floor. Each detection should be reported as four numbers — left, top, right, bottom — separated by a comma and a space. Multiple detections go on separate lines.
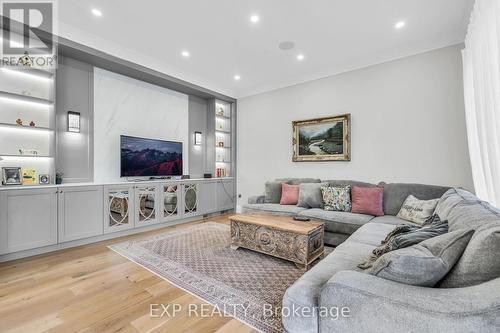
0, 215, 258, 333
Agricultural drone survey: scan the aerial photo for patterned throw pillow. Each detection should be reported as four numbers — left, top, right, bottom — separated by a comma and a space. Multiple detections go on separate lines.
397, 195, 439, 225
321, 185, 351, 212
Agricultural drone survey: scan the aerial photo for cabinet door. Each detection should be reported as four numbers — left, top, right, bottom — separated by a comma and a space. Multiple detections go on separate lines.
0, 188, 58, 254
198, 182, 217, 214
182, 183, 199, 218
135, 184, 160, 227
103, 185, 135, 234
160, 183, 180, 222
217, 180, 235, 211
58, 186, 104, 243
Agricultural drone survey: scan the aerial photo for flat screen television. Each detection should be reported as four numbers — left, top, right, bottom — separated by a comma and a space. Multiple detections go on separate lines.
120, 135, 183, 177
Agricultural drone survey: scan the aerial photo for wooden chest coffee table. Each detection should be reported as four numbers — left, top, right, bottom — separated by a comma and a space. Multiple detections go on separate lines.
229, 214, 325, 270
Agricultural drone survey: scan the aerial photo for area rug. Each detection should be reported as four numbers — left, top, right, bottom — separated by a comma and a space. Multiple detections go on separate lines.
109, 222, 329, 333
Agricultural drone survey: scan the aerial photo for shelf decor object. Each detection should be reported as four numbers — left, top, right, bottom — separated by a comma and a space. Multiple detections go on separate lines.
2, 167, 22, 185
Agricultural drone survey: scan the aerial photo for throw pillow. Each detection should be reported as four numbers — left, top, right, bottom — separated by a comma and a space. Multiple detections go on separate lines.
397, 195, 439, 225
280, 183, 300, 205
368, 228, 474, 287
351, 186, 384, 216
358, 215, 447, 269
439, 224, 500, 288
321, 185, 351, 212
297, 182, 330, 209
264, 181, 284, 204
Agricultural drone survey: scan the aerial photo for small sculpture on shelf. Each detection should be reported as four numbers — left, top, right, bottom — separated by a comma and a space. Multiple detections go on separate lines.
29, 121, 35, 127
55, 171, 64, 185
16, 118, 23, 126
19, 51, 33, 67
216, 106, 224, 116
218, 141, 224, 147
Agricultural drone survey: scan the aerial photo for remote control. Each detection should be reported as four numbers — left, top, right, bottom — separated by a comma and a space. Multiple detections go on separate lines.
293, 216, 310, 222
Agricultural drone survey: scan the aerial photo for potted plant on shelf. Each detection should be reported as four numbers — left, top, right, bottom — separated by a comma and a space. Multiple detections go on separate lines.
55, 171, 64, 185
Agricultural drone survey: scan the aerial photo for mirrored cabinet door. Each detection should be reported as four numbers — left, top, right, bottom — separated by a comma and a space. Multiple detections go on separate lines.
136, 185, 159, 226
104, 186, 135, 234
161, 184, 179, 221
183, 183, 198, 216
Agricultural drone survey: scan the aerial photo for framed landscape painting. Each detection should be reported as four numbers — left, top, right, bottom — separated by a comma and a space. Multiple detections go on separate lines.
292, 114, 351, 162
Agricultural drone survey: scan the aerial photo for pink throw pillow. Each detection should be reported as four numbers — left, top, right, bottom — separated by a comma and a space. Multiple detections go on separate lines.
280, 183, 300, 205
351, 186, 384, 216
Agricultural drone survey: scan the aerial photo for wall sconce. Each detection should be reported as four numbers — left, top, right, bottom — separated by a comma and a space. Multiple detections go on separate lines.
67, 111, 80, 133
194, 131, 202, 145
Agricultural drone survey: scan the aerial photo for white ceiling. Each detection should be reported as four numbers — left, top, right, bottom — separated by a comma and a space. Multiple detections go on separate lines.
58, 0, 475, 98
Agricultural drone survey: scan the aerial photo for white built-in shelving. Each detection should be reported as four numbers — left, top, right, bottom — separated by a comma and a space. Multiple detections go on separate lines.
0, 61, 56, 183
214, 100, 233, 178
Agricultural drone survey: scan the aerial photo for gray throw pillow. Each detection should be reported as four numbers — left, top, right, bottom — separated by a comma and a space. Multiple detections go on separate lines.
297, 182, 329, 208
369, 228, 474, 287
264, 181, 284, 203
439, 224, 500, 288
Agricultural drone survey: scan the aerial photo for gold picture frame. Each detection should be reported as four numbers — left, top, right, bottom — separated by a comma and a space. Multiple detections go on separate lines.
292, 114, 351, 162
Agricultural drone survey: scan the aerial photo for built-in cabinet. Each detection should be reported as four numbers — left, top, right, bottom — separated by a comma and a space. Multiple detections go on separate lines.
0, 188, 58, 255
58, 185, 103, 242
104, 184, 135, 234
0, 178, 235, 259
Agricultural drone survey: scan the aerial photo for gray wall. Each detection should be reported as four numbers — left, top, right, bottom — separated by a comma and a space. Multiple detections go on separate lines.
56, 58, 216, 182
237, 45, 474, 210
188, 96, 210, 177
56, 56, 94, 183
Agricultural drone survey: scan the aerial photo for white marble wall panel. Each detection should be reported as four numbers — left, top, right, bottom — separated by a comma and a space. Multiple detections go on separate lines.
93, 68, 189, 182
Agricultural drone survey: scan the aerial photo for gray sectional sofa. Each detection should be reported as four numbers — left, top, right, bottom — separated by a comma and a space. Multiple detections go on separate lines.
244, 179, 450, 246
244, 179, 500, 332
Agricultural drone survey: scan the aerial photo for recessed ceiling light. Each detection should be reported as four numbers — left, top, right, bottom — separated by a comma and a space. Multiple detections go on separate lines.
297, 54, 305, 61
250, 15, 260, 23
395, 21, 406, 29
234, 75, 241, 81
91, 8, 102, 17
181, 50, 190, 57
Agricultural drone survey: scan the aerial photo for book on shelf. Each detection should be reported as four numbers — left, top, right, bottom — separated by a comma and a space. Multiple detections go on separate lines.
216, 167, 228, 178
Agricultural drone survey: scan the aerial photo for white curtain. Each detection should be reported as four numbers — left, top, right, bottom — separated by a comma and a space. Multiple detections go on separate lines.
463, 0, 500, 206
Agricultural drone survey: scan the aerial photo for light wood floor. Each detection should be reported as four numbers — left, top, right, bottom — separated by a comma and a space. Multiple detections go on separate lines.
0, 215, 258, 333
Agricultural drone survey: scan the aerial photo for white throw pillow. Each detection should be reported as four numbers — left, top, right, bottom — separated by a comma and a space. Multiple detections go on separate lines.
397, 195, 439, 225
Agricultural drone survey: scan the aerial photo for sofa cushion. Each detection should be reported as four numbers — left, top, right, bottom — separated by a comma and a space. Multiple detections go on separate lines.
276, 178, 321, 185
264, 181, 284, 203
282, 241, 375, 333
298, 209, 373, 234
434, 188, 480, 220
280, 183, 300, 205
324, 179, 377, 188
446, 200, 500, 232
369, 228, 474, 287
440, 224, 500, 288
348, 222, 396, 246
321, 185, 352, 212
351, 186, 384, 216
241, 203, 306, 216
370, 215, 418, 226
396, 195, 439, 225
379, 182, 450, 216
297, 182, 329, 209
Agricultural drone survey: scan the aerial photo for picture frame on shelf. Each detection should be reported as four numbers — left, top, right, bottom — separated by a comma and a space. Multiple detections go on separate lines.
39, 174, 50, 185
2, 167, 22, 185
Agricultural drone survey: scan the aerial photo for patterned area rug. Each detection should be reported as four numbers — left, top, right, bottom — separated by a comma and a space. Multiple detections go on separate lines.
109, 222, 328, 333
